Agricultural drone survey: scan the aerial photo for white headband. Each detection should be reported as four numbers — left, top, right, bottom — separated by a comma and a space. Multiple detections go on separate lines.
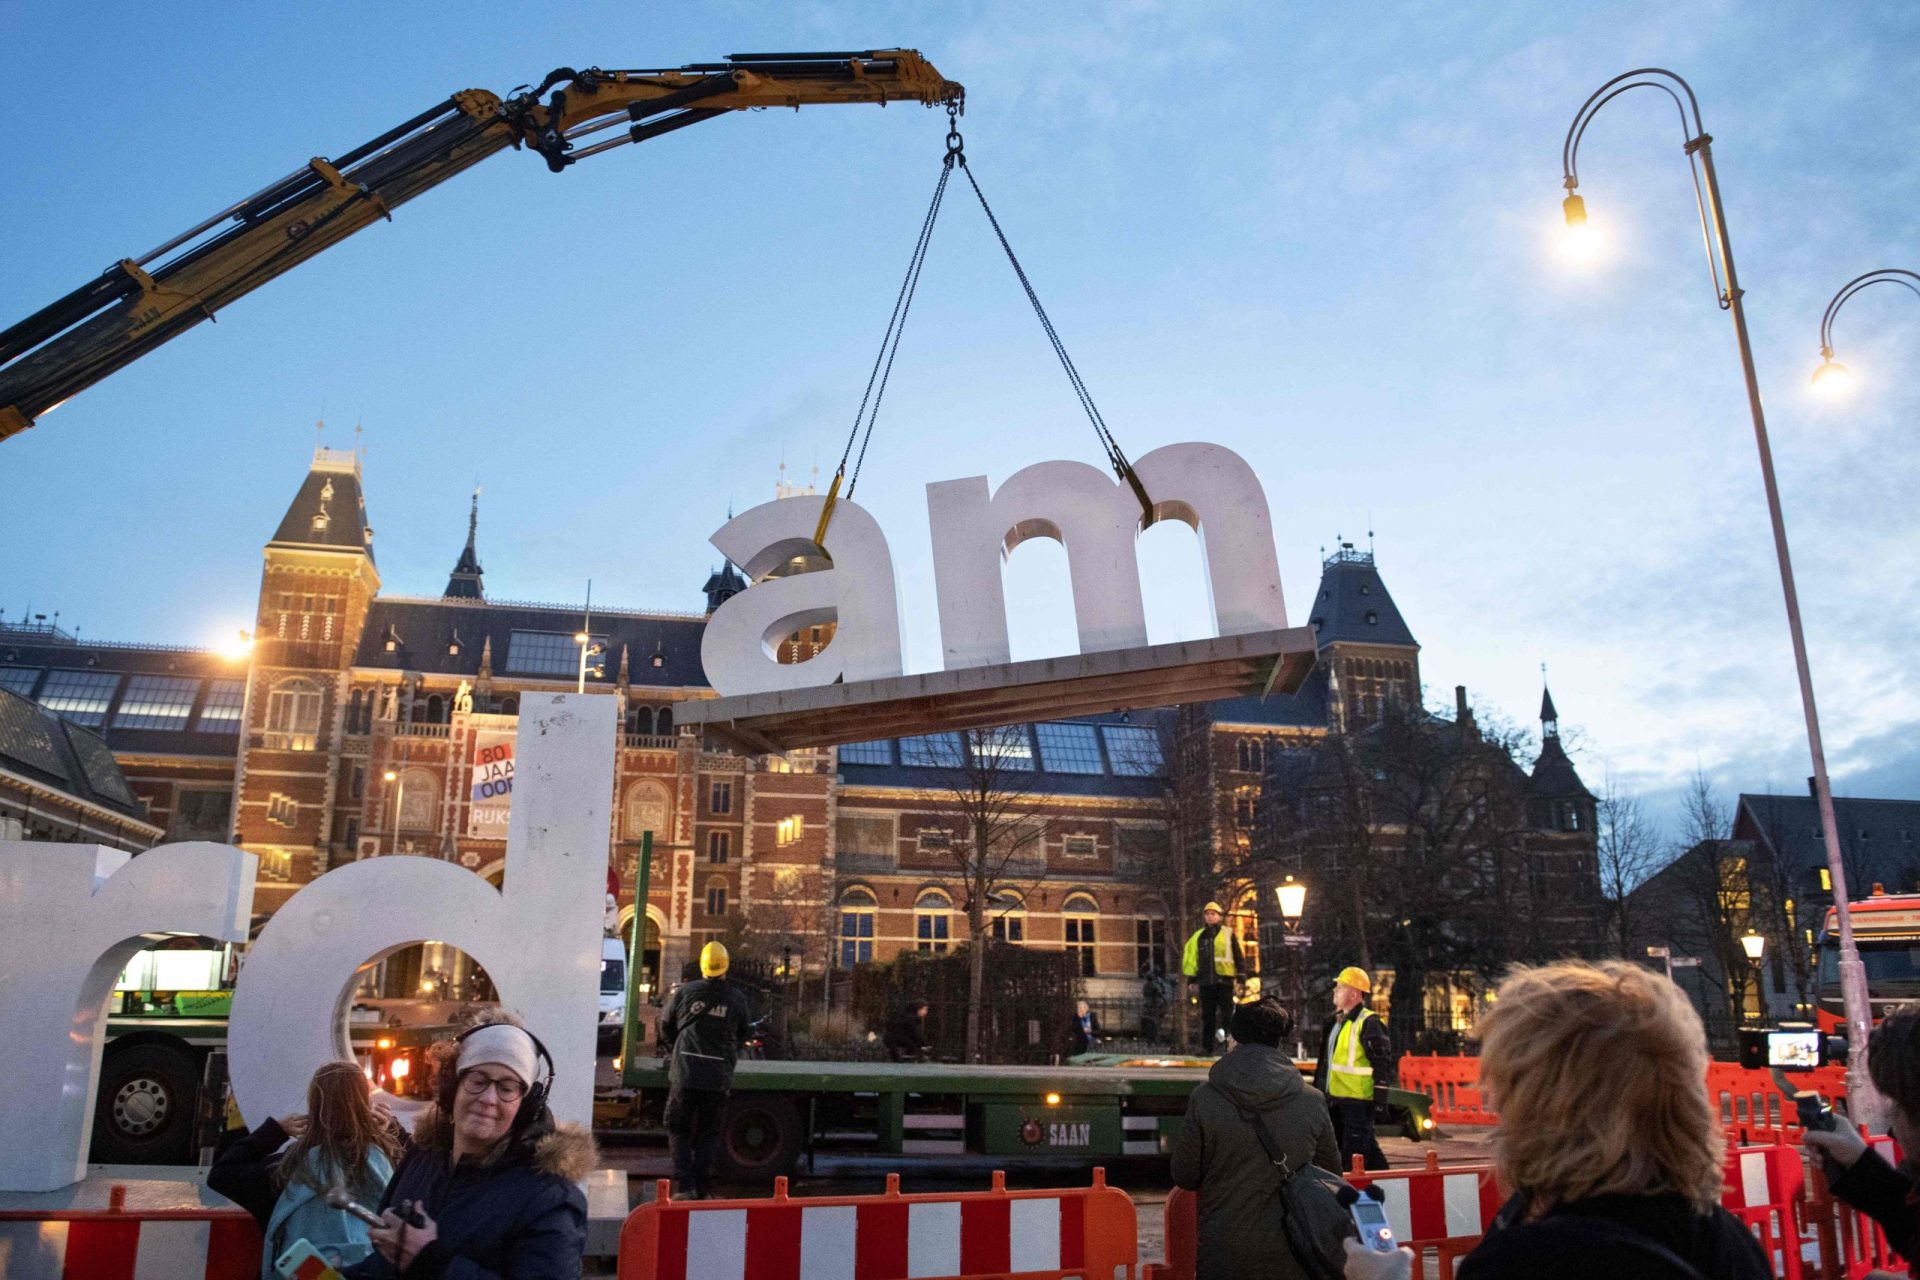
456, 1024, 540, 1088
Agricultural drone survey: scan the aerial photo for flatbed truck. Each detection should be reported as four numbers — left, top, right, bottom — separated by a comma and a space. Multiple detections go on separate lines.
607, 1054, 1436, 1182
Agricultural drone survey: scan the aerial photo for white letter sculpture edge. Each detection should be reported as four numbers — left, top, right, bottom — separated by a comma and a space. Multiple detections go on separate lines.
701, 494, 904, 696
926, 441, 1288, 669
0, 839, 254, 1191
229, 692, 617, 1134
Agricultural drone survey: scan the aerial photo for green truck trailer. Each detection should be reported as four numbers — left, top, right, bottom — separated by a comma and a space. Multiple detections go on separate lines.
609, 1053, 1436, 1183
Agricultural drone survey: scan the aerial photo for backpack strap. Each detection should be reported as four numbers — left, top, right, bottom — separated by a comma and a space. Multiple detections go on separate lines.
1234, 1105, 1294, 1179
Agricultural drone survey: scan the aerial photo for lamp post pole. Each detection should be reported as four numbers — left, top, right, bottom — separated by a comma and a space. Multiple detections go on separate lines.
1561, 70, 1873, 1120
1812, 269, 1920, 389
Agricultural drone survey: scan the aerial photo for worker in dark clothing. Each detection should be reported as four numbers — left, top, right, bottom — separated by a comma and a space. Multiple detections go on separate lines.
657, 941, 753, 1199
883, 1000, 930, 1062
1182, 902, 1244, 1054
1311, 966, 1395, 1171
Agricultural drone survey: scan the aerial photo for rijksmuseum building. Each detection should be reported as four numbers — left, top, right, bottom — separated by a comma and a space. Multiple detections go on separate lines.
0, 446, 1601, 1006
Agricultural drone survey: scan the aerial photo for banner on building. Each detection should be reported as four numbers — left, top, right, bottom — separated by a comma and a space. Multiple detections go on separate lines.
468, 730, 514, 838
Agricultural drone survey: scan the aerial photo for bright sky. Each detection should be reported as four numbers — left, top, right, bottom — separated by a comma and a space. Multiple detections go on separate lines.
4, 3, 1917, 838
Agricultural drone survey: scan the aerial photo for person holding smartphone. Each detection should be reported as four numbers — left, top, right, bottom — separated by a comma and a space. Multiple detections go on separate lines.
1801, 1003, 1920, 1275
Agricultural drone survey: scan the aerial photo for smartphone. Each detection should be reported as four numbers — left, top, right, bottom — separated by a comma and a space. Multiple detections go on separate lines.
1795, 1090, 1840, 1133
273, 1239, 345, 1280
1350, 1193, 1397, 1253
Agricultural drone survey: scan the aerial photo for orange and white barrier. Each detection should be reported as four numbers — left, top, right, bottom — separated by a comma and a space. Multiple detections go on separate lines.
617, 1169, 1137, 1280
1804, 1134, 1907, 1280
1396, 1055, 1496, 1127
0, 1205, 261, 1280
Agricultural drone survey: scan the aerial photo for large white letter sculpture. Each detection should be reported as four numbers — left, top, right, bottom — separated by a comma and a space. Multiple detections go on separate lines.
0, 840, 254, 1191
926, 441, 1288, 668
229, 692, 616, 1131
701, 494, 904, 696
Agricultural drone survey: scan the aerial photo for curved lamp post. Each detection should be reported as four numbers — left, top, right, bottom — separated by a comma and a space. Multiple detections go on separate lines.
1560, 69, 1873, 1112
1813, 269, 1920, 391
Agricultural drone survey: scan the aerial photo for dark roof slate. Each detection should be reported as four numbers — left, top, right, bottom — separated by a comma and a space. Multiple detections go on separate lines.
1527, 734, 1593, 799
0, 686, 152, 823
1735, 793, 1920, 893
353, 598, 709, 688
1307, 552, 1417, 649
269, 456, 373, 562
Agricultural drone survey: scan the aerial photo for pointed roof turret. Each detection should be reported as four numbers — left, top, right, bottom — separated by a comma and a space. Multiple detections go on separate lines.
703, 562, 746, 614
1540, 684, 1560, 738
1306, 542, 1416, 648
270, 447, 374, 563
1528, 683, 1592, 801
443, 487, 485, 600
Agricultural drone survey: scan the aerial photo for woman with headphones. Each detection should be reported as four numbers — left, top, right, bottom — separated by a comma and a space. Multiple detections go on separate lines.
344, 1010, 596, 1278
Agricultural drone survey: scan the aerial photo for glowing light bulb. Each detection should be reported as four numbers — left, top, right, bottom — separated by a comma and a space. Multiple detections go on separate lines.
1810, 357, 1851, 395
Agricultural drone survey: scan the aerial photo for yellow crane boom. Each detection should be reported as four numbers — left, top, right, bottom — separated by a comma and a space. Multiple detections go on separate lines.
0, 51, 962, 442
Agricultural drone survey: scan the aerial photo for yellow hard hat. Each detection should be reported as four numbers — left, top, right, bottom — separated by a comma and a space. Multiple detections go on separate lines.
1202, 901, 1224, 915
700, 941, 730, 978
1334, 966, 1371, 993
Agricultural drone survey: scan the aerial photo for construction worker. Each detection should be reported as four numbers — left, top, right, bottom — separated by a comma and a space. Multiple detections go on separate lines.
1311, 966, 1394, 1171
658, 941, 753, 1199
1182, 902, 1243, 1054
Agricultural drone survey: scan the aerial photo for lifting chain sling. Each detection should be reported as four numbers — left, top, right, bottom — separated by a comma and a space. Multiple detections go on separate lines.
815, 103, 1153, 548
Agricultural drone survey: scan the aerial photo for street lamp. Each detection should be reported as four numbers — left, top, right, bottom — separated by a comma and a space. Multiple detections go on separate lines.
1740, 930, 1768, 1027
1812, 269, 1919, 393
1274, 875, 1308, 1055
1559, 67, 1874, 1116
383, 768, 405, 848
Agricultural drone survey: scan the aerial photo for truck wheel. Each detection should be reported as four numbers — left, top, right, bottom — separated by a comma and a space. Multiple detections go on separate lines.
92, 1043, 199, 1164
716, 1094, 802, 1182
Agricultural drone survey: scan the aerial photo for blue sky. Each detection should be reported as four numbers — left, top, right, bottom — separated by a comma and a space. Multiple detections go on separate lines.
4, 2, 1917, 841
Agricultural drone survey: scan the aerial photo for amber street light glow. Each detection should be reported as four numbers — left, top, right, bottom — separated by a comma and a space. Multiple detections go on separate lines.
1740, 930, 1767, 963
1275, 875, 1307, 924
1810, 356, 1852, 393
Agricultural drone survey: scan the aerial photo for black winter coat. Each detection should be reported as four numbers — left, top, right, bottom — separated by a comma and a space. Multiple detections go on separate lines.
342, 1104, 596, 1280
1169, 1042, 1341, 1280
1457, 1191, 1771, 1280
659, 976, 753, 1091
1829, 1146, 1920, 1277
207, 1116, 292, 1227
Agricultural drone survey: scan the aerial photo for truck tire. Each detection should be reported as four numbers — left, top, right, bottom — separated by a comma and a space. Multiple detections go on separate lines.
715, 1094, 802, 1182
92, 1042, 200, 1164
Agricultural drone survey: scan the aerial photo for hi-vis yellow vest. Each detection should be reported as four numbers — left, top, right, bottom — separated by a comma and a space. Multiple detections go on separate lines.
1327, 1009, 1377, 1100
1182, 926, 1236, 980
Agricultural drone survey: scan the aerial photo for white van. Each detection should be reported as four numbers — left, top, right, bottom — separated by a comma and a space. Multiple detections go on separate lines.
599, 936, 627, 1047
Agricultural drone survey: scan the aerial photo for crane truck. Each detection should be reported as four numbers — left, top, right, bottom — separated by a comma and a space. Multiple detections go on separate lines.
0, 50, 962, 440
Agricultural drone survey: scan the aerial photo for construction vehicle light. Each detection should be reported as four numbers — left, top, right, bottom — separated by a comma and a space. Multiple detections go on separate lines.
1044, 1092, 1062, 1107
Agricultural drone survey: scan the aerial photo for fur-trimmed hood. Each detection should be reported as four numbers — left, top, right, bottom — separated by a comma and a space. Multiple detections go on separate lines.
411, 1103, 597, 1182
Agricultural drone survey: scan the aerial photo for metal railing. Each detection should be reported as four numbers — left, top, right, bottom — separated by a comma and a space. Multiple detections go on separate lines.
623, 734, 680, 750
396, 722, 451, 738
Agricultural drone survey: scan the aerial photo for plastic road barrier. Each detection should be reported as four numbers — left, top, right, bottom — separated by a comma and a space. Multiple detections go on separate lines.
618, 1169, 1137, 1280
1804, 1134, 1906, 1280
0, 1202, 260, 1280
1395, 1056, 1497, 1127
1722, 1140, 1807, 1280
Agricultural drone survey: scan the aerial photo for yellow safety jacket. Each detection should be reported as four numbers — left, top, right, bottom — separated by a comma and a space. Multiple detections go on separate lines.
1326, 1008, 1378, 1100
1181, 926, 1237, 980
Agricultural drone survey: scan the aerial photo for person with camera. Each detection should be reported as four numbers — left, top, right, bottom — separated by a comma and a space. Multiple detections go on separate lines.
658, 940, 754, 1199
1170, 1000, 1341, 1280
344, 1010, 595, 1278
1801, 1003, 1920, 1275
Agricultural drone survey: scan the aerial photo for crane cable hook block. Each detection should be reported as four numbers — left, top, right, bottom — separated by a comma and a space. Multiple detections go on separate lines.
815, 104, 1153, 548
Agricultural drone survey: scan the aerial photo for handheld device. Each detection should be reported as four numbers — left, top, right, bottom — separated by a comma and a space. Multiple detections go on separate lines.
273, 1239, 345, 1280
1795, 1090, 1840, 1134
1347, 1186, 1397, 1253
1737, 1024, 1840, 1072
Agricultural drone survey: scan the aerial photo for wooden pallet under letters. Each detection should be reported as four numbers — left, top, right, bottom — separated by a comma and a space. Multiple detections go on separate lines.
678, 626, 1319, 754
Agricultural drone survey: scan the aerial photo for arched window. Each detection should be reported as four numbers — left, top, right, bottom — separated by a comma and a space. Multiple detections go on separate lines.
839, 887, 876, 967
625, 705, 654, 736
1063, 893, 1098, 976
265, 677, 323, 750
498, 696, 518, 716
915, 888, 951, 954
1237, 737, 1264, 773
989, 889, 1026, 944
347, 689, 365, 735
623, 780, 671, 842
425, 694, 446, 725
704, 876, 728, 918
656, 706, 674, 737
1134, 896, 1169, 976
396, 767, 438, 832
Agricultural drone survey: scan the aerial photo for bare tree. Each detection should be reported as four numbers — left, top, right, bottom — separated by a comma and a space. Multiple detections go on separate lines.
917, 724, 1048, 1063
1596, 777, 1663, 959
1658, 771, 1763, 1045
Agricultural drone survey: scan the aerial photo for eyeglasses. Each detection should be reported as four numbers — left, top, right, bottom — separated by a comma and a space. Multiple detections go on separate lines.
458, 1070, 527, 1102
